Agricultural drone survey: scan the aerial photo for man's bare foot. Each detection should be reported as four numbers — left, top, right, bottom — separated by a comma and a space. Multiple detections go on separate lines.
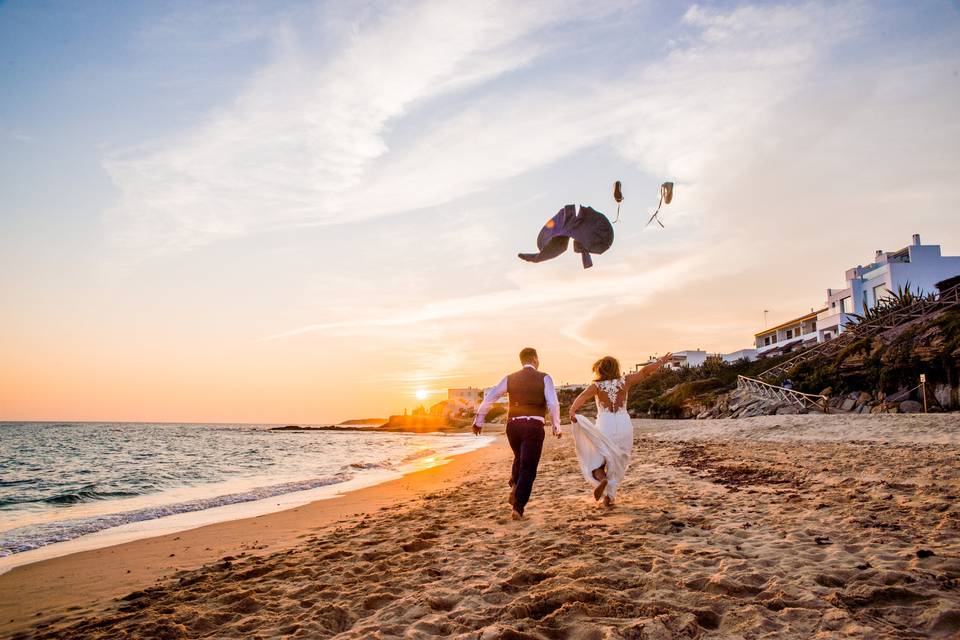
602, 495, 613, 509
593, 478, 608, 501
511, 509, 523, 520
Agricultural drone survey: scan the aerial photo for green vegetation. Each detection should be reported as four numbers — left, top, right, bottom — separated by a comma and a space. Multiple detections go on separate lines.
785, 306, 960, 401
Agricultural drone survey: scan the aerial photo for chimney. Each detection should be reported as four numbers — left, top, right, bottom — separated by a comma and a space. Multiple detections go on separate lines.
912, 233, 921, 246
875, 250, 883, 260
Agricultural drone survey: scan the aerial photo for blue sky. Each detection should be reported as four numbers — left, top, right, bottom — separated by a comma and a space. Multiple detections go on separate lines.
2, 1, 959, 422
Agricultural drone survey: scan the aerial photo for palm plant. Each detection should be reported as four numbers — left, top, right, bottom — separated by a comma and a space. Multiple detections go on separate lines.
848, 282, 934, 327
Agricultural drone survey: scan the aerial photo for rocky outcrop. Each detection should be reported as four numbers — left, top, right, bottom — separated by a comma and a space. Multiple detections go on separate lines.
696, 388, 810, 420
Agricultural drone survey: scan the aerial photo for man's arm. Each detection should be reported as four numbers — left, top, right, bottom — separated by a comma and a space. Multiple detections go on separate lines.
473, 376, 508, 433
543, 374, 562, 438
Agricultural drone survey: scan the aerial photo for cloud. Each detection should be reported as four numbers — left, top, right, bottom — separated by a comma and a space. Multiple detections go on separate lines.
259, 249, 706, 340
104, 0, 625, 253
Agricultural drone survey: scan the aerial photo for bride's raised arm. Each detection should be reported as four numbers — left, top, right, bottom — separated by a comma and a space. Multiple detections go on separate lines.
624, 353, 672, 387
567, 384, 597, 424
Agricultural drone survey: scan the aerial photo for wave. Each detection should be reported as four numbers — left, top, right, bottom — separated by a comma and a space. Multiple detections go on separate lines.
0, 472, 353, 557
346, 461, 394, 470
401, 448, 437, 463
42, 490, 142, 505
0, 488, 142, 508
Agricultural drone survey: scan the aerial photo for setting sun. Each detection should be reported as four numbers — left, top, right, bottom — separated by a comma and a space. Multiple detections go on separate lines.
415, 389, 428, 401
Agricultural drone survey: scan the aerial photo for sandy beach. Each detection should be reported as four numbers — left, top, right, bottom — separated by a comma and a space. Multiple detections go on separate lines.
4, 414, 960, 639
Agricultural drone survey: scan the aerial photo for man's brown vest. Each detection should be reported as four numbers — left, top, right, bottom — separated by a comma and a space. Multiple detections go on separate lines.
506, 367, 547, 420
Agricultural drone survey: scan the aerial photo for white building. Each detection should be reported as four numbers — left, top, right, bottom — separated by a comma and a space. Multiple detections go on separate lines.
816, 234, 960, 341
666, 350, 709, 369
721, 348, 758, 363
755, 308, 824, 356
446, 388, 484, 414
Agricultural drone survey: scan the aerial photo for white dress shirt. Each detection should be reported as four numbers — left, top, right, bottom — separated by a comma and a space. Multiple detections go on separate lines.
474, 364, 561, 428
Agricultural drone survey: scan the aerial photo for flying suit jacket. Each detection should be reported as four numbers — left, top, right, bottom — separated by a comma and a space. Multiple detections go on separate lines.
518, 204, 614, 269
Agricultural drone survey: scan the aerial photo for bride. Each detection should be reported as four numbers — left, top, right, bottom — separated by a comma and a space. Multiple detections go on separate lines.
567, 353, 672, 507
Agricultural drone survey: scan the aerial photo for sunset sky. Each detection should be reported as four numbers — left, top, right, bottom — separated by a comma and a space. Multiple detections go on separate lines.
2, 1, 959, 423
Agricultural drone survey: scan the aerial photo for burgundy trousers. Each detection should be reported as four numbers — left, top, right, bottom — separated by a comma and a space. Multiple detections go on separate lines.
506, 417, 545, 515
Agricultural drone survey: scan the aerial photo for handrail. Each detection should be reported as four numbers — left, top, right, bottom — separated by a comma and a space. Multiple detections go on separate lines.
757, 281, 960, 381
737, 375, 829, 412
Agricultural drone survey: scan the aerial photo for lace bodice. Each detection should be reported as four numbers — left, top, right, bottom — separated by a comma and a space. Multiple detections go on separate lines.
594, 377, 627, 414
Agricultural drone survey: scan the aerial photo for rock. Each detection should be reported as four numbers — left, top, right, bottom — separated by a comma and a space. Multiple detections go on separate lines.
933, 384, 953, 409
871, 405, 885, 414
885, 389, 910, 403
776, 405, 801, 415
886, 406, 899, 413
858, 405, 871, 414
857, 392, 872, 404
840, 398, 857, 411
820, 387, 834, 397
899, 400, 922, 413
849, 391, 860, 401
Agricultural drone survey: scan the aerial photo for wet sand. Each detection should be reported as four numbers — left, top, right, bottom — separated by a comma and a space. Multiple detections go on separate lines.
4, 415, 960, 639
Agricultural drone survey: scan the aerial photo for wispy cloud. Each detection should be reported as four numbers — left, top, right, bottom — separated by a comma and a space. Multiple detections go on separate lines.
260, 250, 706, 340
104, 0, 626, 253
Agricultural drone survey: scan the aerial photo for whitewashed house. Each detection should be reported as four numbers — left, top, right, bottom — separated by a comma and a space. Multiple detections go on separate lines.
666, 350, 709, 369
446, 388, 484, 414
816, 234, 960, 341
755, 308, 825, 356
722, 348, 758, 363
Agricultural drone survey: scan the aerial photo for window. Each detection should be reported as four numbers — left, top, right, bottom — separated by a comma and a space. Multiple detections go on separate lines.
785, 329, 793, 339
764, 337, 771, 346
873, 284, 887, 305
839, 297, 852, 314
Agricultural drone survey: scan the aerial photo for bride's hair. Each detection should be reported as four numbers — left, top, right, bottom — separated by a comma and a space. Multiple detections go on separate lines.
592, 356, 621, 381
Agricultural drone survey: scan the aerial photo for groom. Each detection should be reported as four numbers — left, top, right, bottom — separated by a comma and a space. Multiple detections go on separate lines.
473, 347, 561, 520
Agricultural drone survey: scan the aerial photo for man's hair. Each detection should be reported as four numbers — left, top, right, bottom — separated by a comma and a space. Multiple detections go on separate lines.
519, 347, 538, 365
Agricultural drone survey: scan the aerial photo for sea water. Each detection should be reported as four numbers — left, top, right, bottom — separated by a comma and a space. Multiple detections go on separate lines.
0, 422, 491, 567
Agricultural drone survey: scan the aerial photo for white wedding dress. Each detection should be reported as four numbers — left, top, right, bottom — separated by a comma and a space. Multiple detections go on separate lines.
570, 377, 633, 499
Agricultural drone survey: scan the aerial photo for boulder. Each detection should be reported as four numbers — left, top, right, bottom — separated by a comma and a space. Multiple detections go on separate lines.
885, 389, 911, 403
776, 404, 801, 415
857, 392, 872, 405
840, 398, 857, 412
933, 384, 953, 409
858, 405, 871, 414
820, 387, 834, 397
899, 400, 923, 414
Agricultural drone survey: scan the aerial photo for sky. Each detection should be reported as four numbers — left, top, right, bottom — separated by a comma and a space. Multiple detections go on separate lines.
1, 0, 959, 424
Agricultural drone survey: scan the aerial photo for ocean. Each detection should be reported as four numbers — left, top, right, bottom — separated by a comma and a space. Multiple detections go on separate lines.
0, 422, 491, 567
